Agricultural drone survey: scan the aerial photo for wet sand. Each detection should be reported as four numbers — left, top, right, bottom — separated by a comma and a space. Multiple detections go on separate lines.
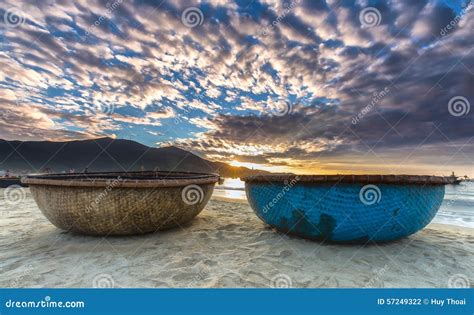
0, 191, 472, 288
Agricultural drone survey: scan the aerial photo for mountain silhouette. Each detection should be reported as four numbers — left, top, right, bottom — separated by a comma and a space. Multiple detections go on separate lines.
0, 138, 268, 178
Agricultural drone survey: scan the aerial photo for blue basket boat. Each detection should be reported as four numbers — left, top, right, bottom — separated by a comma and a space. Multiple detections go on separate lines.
242, 175, 454, 243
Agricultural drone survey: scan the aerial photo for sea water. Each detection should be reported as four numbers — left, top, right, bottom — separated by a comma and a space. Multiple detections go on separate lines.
434, 182, 474, 228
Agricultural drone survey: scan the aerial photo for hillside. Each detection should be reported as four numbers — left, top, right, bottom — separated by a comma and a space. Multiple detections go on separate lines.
0, 138, 268, 178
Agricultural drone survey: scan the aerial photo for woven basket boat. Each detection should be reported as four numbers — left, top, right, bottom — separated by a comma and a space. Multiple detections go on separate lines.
22, 171, 220, 236
242, 174, 454, 243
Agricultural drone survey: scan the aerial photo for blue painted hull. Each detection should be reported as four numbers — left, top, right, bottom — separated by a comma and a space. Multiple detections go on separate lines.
245, 183, 445, 242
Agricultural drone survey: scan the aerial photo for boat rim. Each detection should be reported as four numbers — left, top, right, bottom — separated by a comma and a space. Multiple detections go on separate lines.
21, 171, 221, 188
241, 174, 455, 185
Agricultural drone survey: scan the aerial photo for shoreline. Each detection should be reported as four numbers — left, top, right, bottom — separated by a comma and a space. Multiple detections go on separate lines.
427, 223, 474, 235
212, 195, 249, 204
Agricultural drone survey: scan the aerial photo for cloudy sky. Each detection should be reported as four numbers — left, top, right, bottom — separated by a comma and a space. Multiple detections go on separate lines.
0, 0, 473, 175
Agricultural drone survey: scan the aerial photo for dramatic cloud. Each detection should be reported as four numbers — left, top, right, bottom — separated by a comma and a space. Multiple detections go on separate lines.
0, 0, 473, 174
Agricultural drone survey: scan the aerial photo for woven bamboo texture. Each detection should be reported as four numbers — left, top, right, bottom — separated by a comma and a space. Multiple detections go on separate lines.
24, 172, 219, 236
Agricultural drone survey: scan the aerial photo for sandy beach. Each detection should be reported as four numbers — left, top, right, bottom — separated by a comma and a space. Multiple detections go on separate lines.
1, 190, 472, 288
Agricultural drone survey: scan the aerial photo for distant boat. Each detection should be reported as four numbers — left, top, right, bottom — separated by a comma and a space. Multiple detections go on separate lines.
0, 170, 27, 188
0, 176, 28, 188
448, 172, 462, 185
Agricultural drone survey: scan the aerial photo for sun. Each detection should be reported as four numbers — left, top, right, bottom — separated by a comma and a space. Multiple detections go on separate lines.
229, 160, 289, 173
229, 160, 259, 169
